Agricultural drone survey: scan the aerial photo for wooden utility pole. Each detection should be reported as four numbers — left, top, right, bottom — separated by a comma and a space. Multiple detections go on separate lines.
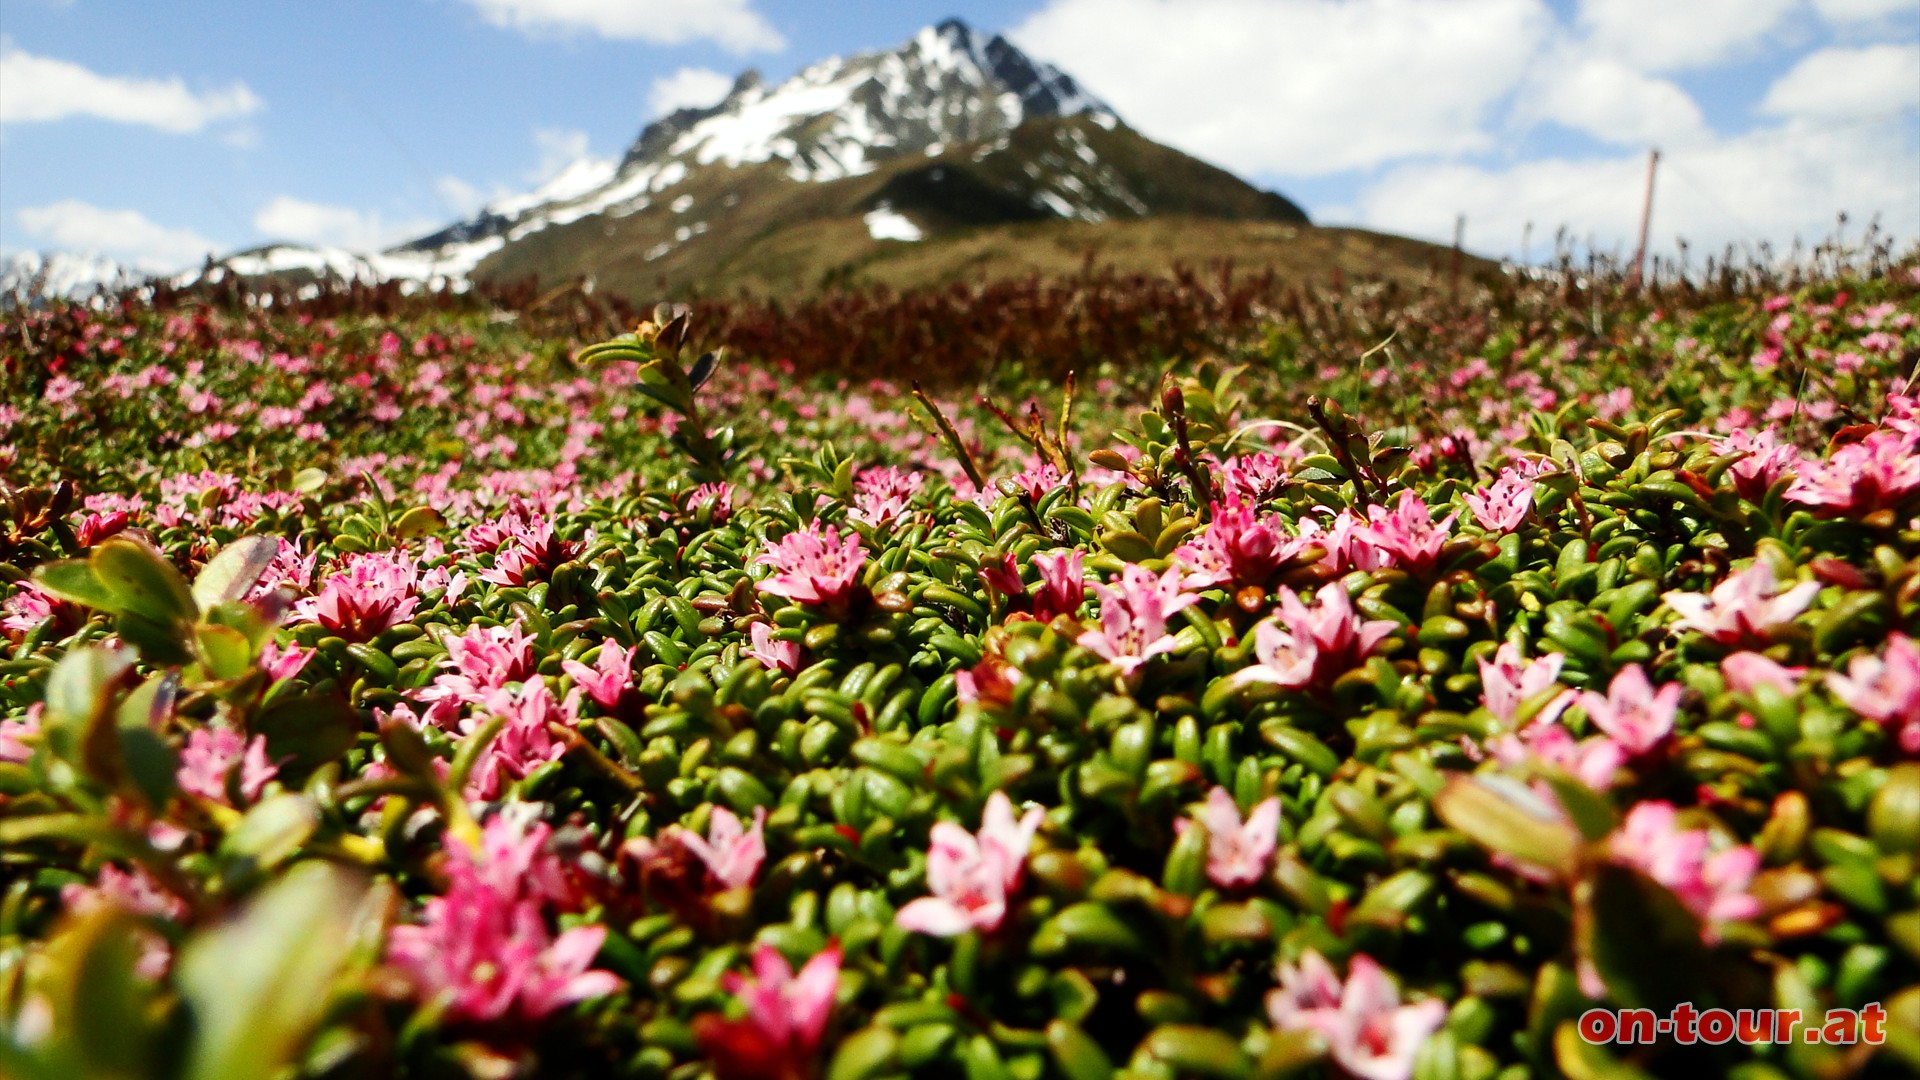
1627, 148, 1660, 287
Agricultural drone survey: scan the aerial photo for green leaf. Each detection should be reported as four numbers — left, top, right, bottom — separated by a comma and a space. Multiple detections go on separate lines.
218, 794, 319, 874
32, 558, 120, 613
392, 505, 446, 539
191, 536, 279, 610
289, 467, 328, 494
195, 624, 254, 682
1433, 775, 1583, 876
1578, 863, 1708, 1011
92, 536, 197, 627
33, 906, 163, 1079
176, 861, 369, 1080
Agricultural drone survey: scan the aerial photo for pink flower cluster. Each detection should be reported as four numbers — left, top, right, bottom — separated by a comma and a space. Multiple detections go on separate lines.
1609, 801, 1760, 934
1662, 561, 1821, 646
1267, 950, 1446, 1080
1076, 564, 1197, 675
176, 726, 278, 807
755, 521, 867, 609
1232, 583, 1397, 692
896, 792, 1043, 936
387, 813, 619, 1027
1179, 787, 1281, 889
1173, 500, 1317, 591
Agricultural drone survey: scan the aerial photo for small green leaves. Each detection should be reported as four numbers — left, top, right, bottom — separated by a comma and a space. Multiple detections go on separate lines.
176, 861, 371, 1080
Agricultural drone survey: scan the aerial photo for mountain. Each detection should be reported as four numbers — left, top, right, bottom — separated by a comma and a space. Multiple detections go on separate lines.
200, 20, 1463, 298
2, 251, 141, 302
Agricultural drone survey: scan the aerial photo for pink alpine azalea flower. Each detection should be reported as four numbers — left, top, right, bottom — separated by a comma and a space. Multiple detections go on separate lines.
979, 551, 1025, 600
1718, 426, 1800, 503
745, 622, 803, 676
418, 621, 540, 723
676, 806, 769, 891
1661, 561, 1821, 646
1297, 511, 1391, 575
1721, 652, 1806, 696
1002, 461, 1065, 503
1357, 492, 1458, 575
561, 642, 637, 709
60, 863, 187, 980
1609, 801, 1761, 934
1031, 549, 1085, 622
1463, 469, 1534, 533
1177, 787, 1282, 889
386, 871, 618, 1028
1266, 951, 1448, 1080
480, 514, 582, 586
1577, 665, 1682, 758
177, 726, 278, 806
246, 537, 318, 599
0, 707, 40, 764
1477, 643, 1572, 726
690, 481, 736, 524
696, 944, 842, 1080
257, 639, 314, 683
1232, 583, 1398, 691
1786, 428, 1920, 517
896, 792, 1044, 936
755, 521, 867, 609
849, 466, 922, 527
455, 808, 585, 911
1486, 723, 1625, 792
1265, 949, 1345, 1027
292, 551, 421, 642
1216, 452, 1293, 503
1172, 499, 1317, 590
1076, 564, 1198, 675
463, 680, 576, 800
1827, 633, 1920, 752
1, 582, 67, 642
74, 510, 131, 548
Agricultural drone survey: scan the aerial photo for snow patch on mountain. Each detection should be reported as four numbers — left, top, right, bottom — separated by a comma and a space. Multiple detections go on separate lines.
864, 205, 923, 242
2, 251, 141, 301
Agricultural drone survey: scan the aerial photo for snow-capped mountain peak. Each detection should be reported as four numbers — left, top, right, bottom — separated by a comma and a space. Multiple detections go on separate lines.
635, 17, 1116, 183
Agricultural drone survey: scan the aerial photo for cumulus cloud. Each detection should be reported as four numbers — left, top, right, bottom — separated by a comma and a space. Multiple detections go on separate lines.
1011, 0, 1553, 177
648, 66, 734, 117
528, 127, 593, 182
1575, 0, 1801, 73
458, 0, 783, 53
1517, 50, 1710, 146
0, 45, 261, 132
1761, 43, 1920, 122
16, 200, 218, 272
252, 196, 435, 252
1352, 117, 1920, 263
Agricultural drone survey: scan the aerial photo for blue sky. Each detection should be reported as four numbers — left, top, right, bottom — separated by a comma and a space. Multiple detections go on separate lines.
2, 0, 1915, 272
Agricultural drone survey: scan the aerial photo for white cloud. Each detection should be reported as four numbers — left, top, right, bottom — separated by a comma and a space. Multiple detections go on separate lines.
0, 45, 261, 132
434, 175, 495, 217
1812, 0, 1917, 23
1761, 43, 1920, 121
648, 66, 734, 117
16, 200, 218, 272
1012, 0, 1554, 177
528, 127, 591, 183
1351, 117, 1920, 264
1517, 50, 1710, 146
1575, 0, 1800, 73
252, 196, 435, 252
458, 0, 783, 53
